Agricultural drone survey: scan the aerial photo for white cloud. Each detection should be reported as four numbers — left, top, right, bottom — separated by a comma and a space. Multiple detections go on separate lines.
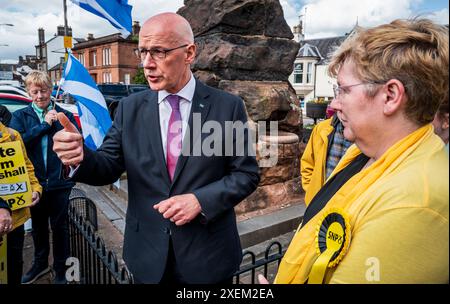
0, 0, 184, 61
0, 0, 447, 61
280, 0, 300, 29
299, 0, 447, 39
423, 8, 449, 24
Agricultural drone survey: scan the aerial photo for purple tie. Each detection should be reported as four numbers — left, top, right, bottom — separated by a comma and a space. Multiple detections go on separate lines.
166, 95, 182, 181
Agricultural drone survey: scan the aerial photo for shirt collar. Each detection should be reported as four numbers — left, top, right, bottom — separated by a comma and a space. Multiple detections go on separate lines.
32, 101, 53, 116
158, 72, 196, 104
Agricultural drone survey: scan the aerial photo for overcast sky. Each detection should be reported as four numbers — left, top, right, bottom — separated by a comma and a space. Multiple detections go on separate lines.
0, 0, 448, 62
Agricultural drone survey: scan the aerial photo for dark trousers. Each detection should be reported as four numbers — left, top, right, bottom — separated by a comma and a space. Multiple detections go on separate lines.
158, 237, 233, 285
30, 188, 71, 274
7, 225, 25, 284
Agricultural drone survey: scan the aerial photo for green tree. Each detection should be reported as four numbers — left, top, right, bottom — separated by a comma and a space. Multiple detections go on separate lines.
133, 68, 147, 84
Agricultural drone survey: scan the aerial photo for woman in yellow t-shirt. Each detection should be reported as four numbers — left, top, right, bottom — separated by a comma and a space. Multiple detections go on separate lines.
261, 18, 448, 284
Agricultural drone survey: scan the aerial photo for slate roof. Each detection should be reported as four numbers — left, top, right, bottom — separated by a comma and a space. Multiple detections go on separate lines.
298, 36, 347, 64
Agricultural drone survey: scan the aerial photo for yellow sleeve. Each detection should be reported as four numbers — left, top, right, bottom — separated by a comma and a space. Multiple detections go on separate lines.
328, 207, 449, 284
300, 126, 318, 193
14, 131, 42, 196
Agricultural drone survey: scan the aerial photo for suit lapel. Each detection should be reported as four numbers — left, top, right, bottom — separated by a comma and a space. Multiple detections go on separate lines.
171, 80, 211, 186
144, 91, 171, 187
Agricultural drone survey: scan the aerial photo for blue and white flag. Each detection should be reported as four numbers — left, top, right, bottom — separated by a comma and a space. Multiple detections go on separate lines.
70, 0, 133, 38
61, 52, 112, 150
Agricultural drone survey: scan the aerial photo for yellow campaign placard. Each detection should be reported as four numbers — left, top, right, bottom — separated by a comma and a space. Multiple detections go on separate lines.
64, 35, 72, 49
0, 235, 7, 284
0, 141, 32, 211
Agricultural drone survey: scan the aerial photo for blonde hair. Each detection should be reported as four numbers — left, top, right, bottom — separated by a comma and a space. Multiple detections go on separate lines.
25, 70, 52, 91
329, 18, 449, 125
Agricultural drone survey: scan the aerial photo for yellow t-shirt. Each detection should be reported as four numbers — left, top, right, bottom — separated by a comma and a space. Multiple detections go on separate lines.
277, 125, 449, 284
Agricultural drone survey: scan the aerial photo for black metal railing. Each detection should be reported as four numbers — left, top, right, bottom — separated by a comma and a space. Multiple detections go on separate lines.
67, 189, 284, 284
68, 203, 133, 284
69, 188, 98, 231
233, 241, 284, 284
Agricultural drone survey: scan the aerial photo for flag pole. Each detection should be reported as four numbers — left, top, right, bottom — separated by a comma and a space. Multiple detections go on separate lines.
54, 0, 69, 109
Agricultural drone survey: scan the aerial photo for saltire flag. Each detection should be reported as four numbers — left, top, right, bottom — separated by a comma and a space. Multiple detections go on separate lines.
70, 0, 133, 38
60, 52, 112, 150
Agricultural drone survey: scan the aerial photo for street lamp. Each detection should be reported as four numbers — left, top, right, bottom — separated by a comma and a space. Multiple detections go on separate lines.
0, 23, 14, 27
0, 44, 9, 47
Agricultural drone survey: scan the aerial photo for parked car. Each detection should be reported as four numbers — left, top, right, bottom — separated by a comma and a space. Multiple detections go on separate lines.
0, 85, 30, 98
97, 83, 149, 119
51, 84, 67, 100
0, 93, 31, 113
0, 80, 21, 87
0, 93, 81, 128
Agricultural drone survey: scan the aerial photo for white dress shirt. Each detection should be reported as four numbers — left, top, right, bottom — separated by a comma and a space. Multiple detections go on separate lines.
158, 73, 195, 159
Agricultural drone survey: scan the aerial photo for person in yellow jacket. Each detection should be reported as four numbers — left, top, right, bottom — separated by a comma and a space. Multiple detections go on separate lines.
301, 113, 352, 205
0, 121, 42, 284
260, 18, 448, 284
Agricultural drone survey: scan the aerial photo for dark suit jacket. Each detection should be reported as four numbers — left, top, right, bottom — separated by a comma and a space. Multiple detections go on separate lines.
73, 79, 260, 283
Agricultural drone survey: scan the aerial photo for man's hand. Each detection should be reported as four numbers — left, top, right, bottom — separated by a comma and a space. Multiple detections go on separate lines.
0, 208, 12, 236
53, 112, 84, 166
44, 109, 58, 126
154, 194, 202, 226
30, 192, 40, 207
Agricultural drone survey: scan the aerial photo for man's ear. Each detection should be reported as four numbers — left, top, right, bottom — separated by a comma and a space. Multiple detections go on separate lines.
185, 43, 196, 65
382, 79, 406, 116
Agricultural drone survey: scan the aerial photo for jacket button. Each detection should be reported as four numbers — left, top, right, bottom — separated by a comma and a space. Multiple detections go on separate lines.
163, 228, 171, 235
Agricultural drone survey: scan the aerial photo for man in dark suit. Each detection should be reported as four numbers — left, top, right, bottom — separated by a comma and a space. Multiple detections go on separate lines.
53, 12, 260, 284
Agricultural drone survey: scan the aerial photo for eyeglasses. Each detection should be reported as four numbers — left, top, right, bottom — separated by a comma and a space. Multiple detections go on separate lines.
134, 44, 188, 61
333, 82, 384, 99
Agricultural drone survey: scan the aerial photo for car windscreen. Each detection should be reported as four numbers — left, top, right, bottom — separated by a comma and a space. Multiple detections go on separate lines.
98, 85, 129, 96
0, 98, 29, 113
129, 86, 148, 93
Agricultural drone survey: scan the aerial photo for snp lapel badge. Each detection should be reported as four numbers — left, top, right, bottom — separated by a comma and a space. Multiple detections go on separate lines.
308, 208, 351, 284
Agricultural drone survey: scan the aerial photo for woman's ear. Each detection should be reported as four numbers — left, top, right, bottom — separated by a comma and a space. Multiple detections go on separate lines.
382, 79, 406, 116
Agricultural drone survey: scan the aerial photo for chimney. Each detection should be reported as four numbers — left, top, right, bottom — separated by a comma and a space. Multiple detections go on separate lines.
38, 28, 45, 45
132, 21, 140, 36
87, 33, 94, 40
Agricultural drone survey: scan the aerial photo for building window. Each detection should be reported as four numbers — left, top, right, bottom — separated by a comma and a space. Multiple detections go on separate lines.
124, 73, 130, 85
307, 62, 313, 84
79, 53, 85, 66
89, 51, 97, 67
103, 48, 111, 66
294, 63, 303, 84
103, 72, 111, 83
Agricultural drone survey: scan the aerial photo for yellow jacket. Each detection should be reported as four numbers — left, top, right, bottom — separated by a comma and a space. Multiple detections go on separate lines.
301, 118, 334, 205
0, 123, 42, 230
276, 125, 449, 283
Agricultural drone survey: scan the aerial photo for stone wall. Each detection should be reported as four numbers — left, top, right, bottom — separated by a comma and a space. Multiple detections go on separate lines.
178, 0, 304, 213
